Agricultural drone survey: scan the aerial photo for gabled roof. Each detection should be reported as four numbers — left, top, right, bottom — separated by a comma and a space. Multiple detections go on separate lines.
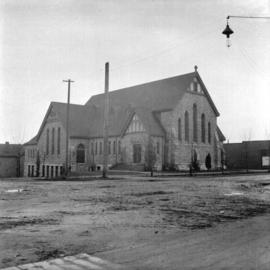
36, 102, 91, 140
52, 102, 91, 138
24, 135, 38, 146
26, 70, 222, 143
85, 104, 131, 138
86, 72, 196, 111
86, 71, 219, 116
217, 126, 226, 142
121, 108, 165, 137
85, 71, 220, 138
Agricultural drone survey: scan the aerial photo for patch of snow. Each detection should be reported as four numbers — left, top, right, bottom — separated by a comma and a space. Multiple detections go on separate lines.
5, 189, 24, 193
224, 192, 244, 196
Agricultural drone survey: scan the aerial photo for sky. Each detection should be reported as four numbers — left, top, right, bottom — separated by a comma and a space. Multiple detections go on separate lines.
0, 0, 270, 144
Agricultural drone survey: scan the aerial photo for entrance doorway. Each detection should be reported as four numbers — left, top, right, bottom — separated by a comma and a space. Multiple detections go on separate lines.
133, 144, 142, 163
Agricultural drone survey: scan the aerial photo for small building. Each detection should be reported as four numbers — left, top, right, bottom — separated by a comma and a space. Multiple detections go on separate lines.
24, 66, 225, 177
0, 142, 24, 178
224, 140, 270, 170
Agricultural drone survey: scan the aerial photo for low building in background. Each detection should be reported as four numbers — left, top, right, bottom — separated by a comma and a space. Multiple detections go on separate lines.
0, 142, 24, 178
24, 67, 225, 177
224, 140, 270, 170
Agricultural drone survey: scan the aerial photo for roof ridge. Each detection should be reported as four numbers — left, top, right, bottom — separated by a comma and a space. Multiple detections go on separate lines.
51, 101, 85, 107
87, 71, 196, 100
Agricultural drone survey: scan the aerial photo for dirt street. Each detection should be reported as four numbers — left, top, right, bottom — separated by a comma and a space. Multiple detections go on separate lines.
1, 174, 270, 269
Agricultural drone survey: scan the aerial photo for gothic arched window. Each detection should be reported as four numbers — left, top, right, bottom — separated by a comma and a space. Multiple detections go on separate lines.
57, 127, 61, 154
185, 111, 189, 142
46, 129, 49, 155
201, 114, 205, 143
178, 118, 182, 141
208, 122, 211, 144
51, 128, 55, 154
76, 144, 85, 163
193, 104, 198, 142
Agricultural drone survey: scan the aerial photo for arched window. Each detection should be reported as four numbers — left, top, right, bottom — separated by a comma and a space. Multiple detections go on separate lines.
99, 141, 103, 154
113, 141, 116, 154
91, 142, 94, 155
46, 129, 49, 155
108, 141, 111, 155
118, 141, 121, 154
194, 82, 198, 92
178, 118, 182, 141
201, 114, 205, 143
57, 127, 61, 154
76, 144, 85, 163
208, 122, 211, 144
193, 104, 197, 142
185, 111, 189, 142
51, 128, 55, 154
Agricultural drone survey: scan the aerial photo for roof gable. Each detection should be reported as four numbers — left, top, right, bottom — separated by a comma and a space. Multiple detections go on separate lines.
35, 102, 91, 141
123, 113, 146, 135
195, 73, 219, 116
26, 69, 219, 142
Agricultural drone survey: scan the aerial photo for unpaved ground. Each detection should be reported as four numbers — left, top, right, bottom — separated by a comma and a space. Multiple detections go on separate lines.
1, 174, 270, 269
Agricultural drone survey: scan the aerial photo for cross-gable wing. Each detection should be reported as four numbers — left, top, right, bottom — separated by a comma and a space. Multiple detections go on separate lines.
125, 114, 146, 134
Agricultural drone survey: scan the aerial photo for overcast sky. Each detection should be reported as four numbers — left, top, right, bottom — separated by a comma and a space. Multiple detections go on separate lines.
0, 0, 270, 144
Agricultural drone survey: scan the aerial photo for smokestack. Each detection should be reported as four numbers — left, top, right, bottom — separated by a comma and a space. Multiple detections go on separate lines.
103, 62, 109, 178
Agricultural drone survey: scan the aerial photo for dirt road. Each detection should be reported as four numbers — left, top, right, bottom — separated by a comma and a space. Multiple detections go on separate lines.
100, 214, 270, 269
1, 174, 270, 269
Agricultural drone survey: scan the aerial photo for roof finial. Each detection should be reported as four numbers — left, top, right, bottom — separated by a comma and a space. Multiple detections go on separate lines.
194, 65, 198, 72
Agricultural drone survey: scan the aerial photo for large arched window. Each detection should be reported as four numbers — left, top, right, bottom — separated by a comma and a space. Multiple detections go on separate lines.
185, 111, 189, 142
46, 129, 49, 155
208, 122, 211, 144
51, 128, 55, 154
201, 114, 205, 143
57, 127, 61, 154
76, 144, 85, 163
193, 104, 198, 142
178, 118, 182, 141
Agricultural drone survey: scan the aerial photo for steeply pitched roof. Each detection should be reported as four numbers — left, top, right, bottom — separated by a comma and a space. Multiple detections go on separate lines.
24, 136, 38, 145
52, 102, 91, 138
35, 102, 92, 140
28, 70, 221, 142
120, 107, 165, 137
217, 126, 226, 142
86, 72, 196, 111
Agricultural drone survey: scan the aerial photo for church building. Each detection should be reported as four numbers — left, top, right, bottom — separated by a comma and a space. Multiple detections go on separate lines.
24, 66, 225, 177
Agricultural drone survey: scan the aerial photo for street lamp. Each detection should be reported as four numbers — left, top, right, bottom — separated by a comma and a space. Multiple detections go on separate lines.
222, 14, 270, 173
222, 17, 234, 47
222, 15, 270, 47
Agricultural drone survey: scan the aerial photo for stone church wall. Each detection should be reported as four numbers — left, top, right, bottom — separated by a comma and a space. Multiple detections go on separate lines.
160, 91, 217, 170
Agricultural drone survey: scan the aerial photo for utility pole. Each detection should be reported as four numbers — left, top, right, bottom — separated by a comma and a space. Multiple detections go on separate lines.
103, 62, 109, 178
63, 79, 74, 177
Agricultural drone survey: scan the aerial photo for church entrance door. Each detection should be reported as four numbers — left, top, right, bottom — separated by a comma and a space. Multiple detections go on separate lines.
133, 144, 142, 163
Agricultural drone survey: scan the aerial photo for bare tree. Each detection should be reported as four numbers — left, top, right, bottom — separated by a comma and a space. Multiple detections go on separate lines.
144, 137, 157, 177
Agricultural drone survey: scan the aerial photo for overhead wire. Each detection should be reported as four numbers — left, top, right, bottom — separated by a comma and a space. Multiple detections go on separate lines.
87, 21, 220, 92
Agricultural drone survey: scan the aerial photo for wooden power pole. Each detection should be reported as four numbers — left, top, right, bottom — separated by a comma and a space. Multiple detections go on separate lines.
63, 79, 74, 176
103, 62, 109, 178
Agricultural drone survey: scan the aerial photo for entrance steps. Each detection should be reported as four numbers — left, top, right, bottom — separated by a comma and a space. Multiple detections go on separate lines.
110, 163, 145, 171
